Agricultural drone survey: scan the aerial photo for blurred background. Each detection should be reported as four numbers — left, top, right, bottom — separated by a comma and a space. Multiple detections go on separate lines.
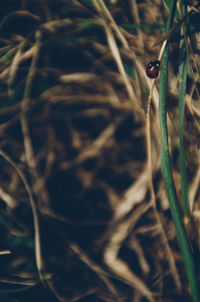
0, 1, 199, 301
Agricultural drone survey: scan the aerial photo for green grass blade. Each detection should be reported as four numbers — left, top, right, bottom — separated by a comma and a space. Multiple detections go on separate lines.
178, 5, 190, 218
158, 0, 199, 301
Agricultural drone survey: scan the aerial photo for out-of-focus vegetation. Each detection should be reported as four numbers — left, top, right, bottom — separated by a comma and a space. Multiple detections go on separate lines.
0, 0, 200, 301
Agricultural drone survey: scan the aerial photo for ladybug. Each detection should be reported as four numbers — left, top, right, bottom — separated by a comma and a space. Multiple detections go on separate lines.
146, 60, 160, 79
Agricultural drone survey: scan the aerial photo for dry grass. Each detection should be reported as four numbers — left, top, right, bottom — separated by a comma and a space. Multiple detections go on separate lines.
0, 1, 199, 301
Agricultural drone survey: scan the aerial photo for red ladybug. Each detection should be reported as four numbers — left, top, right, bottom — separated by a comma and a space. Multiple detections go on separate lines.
146, 60, 160, 79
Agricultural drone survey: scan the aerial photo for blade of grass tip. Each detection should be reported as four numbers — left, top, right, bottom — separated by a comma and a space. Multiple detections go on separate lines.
0, 277, 37, 286
178, 4, 190, 218
159, 1, 200, 301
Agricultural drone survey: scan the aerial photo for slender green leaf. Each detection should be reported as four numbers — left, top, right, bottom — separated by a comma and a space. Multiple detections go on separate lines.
158, 1, 200, 301
178, 5, 190, 217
